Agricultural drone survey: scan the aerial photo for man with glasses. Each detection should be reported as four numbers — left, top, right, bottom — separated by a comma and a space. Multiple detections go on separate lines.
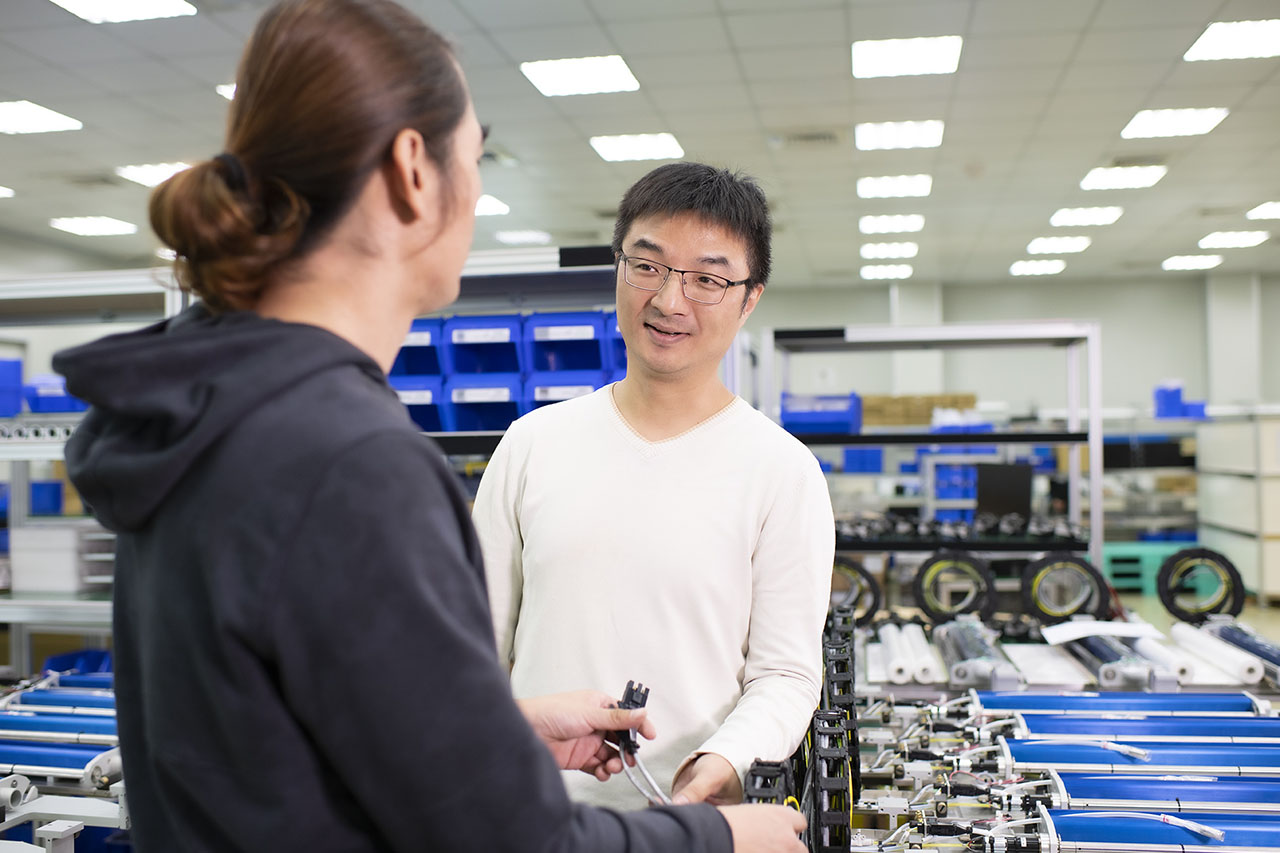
472, 162, 834, 810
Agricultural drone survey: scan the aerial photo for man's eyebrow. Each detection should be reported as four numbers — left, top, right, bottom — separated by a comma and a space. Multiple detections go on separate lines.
629, 237, 663, 255
696, 254, 730, 268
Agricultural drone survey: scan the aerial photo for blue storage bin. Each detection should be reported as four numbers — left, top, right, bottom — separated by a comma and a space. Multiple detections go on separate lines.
1184, 400, 1207, 419
389, 375, 446, 432
1154, 382, 1184, 418
445, 373, 524, 431
390, 318, 443, 376
780, 392, 861, 434
609, 367, 626, 385
0, 359, 21, 418
842, 447, 882, 473
23, 374, 87, 413
0, 528, 6, 554
443, 315, 524, 374
604, 312, 626, 372
0, 482, 63, 517
524, 370, 605, 410
42, 648, 112, 674
523, 312, 607, 372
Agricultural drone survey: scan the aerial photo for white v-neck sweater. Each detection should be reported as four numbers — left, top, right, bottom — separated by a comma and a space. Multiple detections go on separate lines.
472, 386, 835, 810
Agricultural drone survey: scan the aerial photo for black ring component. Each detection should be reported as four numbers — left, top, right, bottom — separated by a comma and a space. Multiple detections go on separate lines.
1156, 547, 1245, 624
912, 550, 997, 624
1020, 552, 1111, 625
830, 556, 882, 627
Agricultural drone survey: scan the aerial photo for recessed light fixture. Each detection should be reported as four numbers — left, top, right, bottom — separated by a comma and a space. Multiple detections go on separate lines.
860, 264, 913, 280
1199, 230, 1269, 249
1080, 165, 1167, 190
854, 120, 944, 151
475, 194, 509, 216
1027, 236, 1091, 254
50, 216, 138, 236
1162, 254, 1223, 270
589, 133, 684, 162
0, 101, 82, 134
851, 35, 963, 78
1050, 206, 1123, 227
1184, 19, 1280, 61
1246, 201, 1280, 220
495, 230, 552, 246
860, 242, 918, 260
47, 0, 196, 23
115, 162, 191, 187
1121, 107, 1229, 138
859, 214, 925, 234
856, 174, 932, 198
156, 247, 177, 260
0, 186, 14, 199
519, 55, 640, 97
216, 83, 236, 101
1010, 259, 1066, 276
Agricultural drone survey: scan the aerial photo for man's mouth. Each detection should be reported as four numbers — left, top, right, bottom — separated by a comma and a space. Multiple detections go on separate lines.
645, 322, 689, 340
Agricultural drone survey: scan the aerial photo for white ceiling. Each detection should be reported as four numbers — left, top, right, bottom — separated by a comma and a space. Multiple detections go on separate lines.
0, 0, 1277, 288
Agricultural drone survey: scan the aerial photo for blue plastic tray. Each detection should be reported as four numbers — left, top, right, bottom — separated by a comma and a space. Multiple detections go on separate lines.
1007, 738, 1280, 772
1025, 714, 1280, 741
1059, 772, 1280, 807
1050, 808, 1280, 847
976, 691, 1260, 715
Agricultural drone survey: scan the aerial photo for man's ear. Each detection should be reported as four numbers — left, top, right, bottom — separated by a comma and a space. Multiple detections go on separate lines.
738, 283, 764, 324
384, 128, 440, 225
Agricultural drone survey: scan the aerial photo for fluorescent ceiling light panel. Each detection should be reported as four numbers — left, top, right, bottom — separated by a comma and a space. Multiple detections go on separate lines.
860, 264, 913, 280
1010, 259, 1066, 276
520, 55, 640, 97
495, 230, 552, 246
49, 216, 137, 236
1121, 107, 1228, 138
115, 162, 190, 187
1050, 206, 1123, 227
851, 35, 963, 78
216, 83, 236, 101
1199, 230, 1269, 249
0, 101, 82, 134
0, 186, 14, 199
589, 133, 683, 162
857, 174, 932, 198
860, 242, 918, 260
1162, 254, 1222, 270
1080, 165, 1167, 190
475, 194, 509, 216
46, 0, 196, 23
1246, 201, 1280, 219
1184, 20, 1280, 61
1027, 236, 1091, 254
854, 119, 944, 151
859, 214, 925, 234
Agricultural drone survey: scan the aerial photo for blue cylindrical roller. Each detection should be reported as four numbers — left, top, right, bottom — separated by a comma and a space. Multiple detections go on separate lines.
16, 690, 115, 710
1008, 739, 1280, 771
1050, 809, 1280, 847
1217, 625, 1280, 668
1059, 773, 1280, 807
0, 712, 117, 736
1025, 715, 1280, 741
0, 739, 109, 770
1075, 635, 1128, 664
977, 691, 1259, 714
56, 673, 113, 690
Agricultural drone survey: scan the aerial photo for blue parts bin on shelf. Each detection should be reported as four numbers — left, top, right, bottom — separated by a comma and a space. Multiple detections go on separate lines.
389, 375, 446, 432
525, 371, 605, 409
443, 315, 524, 374
43, 649, 112, 674
23, 374, 87, 414
780, 392, 861, 434
0, 482, 65, 521
1154, 381, 1208, 419
523, 312, 607, 372
843, 448, 882, 472
604, 311, 626, 372
389, 318, 442, 376
445, 373, 524, 431
0, 360, 20, 417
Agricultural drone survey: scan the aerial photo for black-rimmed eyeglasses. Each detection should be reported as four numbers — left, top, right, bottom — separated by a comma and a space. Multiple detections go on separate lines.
617, 254, 750, 306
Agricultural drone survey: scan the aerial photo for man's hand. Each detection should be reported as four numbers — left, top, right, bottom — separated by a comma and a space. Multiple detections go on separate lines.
517, 691, 656, 781
718, 804, 807, 853
671, 753, 744, 805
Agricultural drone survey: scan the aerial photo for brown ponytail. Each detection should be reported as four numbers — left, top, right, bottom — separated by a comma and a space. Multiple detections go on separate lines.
149, 0, 467, 312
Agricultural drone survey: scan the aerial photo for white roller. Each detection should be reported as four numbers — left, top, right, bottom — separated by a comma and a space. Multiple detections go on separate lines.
1171, 622, 1262, 684
900, 623, 943, 683
877, 623, 912, 685
1132, 637, 1193, 683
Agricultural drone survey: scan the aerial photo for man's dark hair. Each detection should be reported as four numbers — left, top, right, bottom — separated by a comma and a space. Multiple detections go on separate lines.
612, 162, 772, 296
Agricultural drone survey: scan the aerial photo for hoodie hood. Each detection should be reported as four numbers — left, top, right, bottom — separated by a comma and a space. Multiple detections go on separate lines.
54, 304, 386, 532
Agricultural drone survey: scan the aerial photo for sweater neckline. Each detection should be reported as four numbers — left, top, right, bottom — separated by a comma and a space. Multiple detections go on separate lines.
607, 382, 744, 451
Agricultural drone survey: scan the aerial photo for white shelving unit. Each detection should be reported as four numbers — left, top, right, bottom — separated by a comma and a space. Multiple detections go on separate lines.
755, 321, 1104, 566
1196, 416, 1280, 604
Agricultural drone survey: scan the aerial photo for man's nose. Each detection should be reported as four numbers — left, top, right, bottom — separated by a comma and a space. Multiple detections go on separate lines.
650, 270, 690, 314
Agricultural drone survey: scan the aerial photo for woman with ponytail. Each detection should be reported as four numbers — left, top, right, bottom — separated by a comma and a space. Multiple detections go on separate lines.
52, 1, 804, 851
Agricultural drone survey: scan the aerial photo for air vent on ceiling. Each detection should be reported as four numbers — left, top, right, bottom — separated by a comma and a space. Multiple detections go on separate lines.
62, 173, 126, 188
767, 128, 843, 150
1109, 155, 1165, 168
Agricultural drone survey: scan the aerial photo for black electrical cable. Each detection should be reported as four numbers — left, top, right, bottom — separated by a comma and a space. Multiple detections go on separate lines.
912, 550, 997, 624
1020, 552, 1110, 624
831, 555, 882, 626
1156, 547, 1244, 624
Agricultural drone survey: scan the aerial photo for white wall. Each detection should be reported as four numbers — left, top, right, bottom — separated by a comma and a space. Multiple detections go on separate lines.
1260, 276, 1280, 403
0, 322, 148, 379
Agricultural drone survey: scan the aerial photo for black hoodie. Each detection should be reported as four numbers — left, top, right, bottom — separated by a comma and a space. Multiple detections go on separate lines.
55, 305, 731, 853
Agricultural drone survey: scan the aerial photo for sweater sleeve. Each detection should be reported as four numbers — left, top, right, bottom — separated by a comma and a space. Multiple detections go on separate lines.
471, 427, 525, 667
685, 452, 835, 782
268, 431, 732, 853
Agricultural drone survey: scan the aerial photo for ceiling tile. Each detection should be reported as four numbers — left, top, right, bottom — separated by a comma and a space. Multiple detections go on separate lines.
848, 2, 971, 39
103, 16, 246, 56
1093, 0, 1216, 29
724, 9, 848, 49
487, 24, 616, 62
970, 0, 1101, 34
605, 14, 731, 55
467, 0, 593, 28
960, 33, 1079, 69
